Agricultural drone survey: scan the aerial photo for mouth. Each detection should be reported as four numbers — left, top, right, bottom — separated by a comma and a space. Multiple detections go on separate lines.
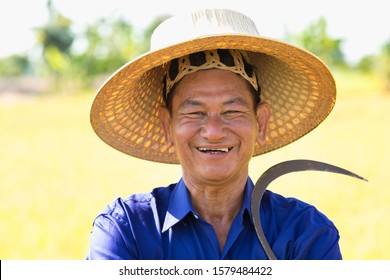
197, 147, 233, 154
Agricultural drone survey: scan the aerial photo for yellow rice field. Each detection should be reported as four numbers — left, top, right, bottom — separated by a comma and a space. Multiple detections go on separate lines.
1, 71, 389, 259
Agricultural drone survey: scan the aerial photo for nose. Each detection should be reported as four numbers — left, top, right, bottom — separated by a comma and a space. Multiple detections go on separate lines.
200, 115, 227, 141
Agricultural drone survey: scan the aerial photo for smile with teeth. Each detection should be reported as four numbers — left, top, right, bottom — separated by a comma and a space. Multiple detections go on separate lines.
197, 147, 232, 153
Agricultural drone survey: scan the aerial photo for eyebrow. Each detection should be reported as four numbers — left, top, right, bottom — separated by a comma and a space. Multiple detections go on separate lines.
223, 96, 249, 106
180, 96, 249, 108
180, 99, 203, 108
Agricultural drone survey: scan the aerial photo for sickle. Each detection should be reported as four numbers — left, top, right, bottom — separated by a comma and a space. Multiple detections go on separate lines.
250, 159, 368, 260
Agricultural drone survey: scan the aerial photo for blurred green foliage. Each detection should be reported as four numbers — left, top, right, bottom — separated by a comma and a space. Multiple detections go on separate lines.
379, 41, 390, 90
0, 0, 389, 92
0, 54, 32, 76
286, 17, 345, 68
0, 0, 168, 87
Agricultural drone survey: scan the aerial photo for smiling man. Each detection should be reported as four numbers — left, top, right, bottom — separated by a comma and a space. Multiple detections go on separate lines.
87, 9, 341, 259
159, 57, 271, 251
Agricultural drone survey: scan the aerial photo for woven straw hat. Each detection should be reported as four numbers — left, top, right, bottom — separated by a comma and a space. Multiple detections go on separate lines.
90, 9, 336, 164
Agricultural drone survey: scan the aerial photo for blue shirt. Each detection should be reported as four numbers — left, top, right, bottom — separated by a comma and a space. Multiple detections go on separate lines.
86, 177, 342, 260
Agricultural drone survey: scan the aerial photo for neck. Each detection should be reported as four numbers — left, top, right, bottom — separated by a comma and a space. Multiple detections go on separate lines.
183, 175, 248, 251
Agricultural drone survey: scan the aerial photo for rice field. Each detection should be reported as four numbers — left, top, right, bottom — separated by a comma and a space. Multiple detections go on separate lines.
0, 71, 389, 259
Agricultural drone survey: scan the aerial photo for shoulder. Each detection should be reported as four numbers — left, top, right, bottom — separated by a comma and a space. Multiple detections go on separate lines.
262, 190, 337, 229
262, 190, 341, 259
97, 183, 177, 225
88, 184, 178, 259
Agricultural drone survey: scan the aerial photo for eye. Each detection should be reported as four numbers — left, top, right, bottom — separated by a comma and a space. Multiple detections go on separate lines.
223, 110, 244, 118
225, 110, 240, 114
189, 111, 205, 116
184, 111, 206, 119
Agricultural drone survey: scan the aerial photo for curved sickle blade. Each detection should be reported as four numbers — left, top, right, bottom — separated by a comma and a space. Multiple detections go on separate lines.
251, 159, 368, 260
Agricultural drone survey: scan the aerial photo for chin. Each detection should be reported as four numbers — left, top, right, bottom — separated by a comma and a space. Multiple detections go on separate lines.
198, 165, 242, 181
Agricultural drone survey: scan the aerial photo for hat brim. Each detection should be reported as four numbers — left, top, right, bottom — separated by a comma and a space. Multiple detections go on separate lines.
90, 34, 336, 164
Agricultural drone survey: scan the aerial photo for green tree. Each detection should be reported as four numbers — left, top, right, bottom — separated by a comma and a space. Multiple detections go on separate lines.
71, 14, 167, 81
377, 39, 390, 90
0, 54, 31, 76
72, 17, 136, 77
34, 0, 74, 75
286, 17, 346, 68
356, 55, 376, 72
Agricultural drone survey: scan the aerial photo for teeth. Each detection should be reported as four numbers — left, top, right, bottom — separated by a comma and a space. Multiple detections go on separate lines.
198, 147, 229, 153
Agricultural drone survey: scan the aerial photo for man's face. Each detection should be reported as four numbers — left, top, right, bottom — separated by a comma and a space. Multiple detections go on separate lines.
159, 69, 270, 185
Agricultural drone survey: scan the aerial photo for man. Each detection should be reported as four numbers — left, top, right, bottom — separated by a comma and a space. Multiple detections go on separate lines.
87, 9, 341, 259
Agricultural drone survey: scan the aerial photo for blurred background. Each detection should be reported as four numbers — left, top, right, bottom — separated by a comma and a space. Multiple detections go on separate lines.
1, 0, 389, 259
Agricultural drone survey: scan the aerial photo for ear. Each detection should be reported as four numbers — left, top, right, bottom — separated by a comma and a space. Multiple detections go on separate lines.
256, 102, 271, 145
158, 105, 174, 148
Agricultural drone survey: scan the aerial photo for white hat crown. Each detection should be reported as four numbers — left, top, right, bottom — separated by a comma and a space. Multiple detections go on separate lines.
151, 9, 260, 51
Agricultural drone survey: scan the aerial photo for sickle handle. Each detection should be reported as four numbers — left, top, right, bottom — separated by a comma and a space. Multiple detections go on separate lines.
251, 159, 367, 260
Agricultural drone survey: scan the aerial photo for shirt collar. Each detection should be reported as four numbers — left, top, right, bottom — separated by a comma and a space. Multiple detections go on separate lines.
237, 177, 255, 224
162, 178, 194, 232
161, 177, 255, 233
